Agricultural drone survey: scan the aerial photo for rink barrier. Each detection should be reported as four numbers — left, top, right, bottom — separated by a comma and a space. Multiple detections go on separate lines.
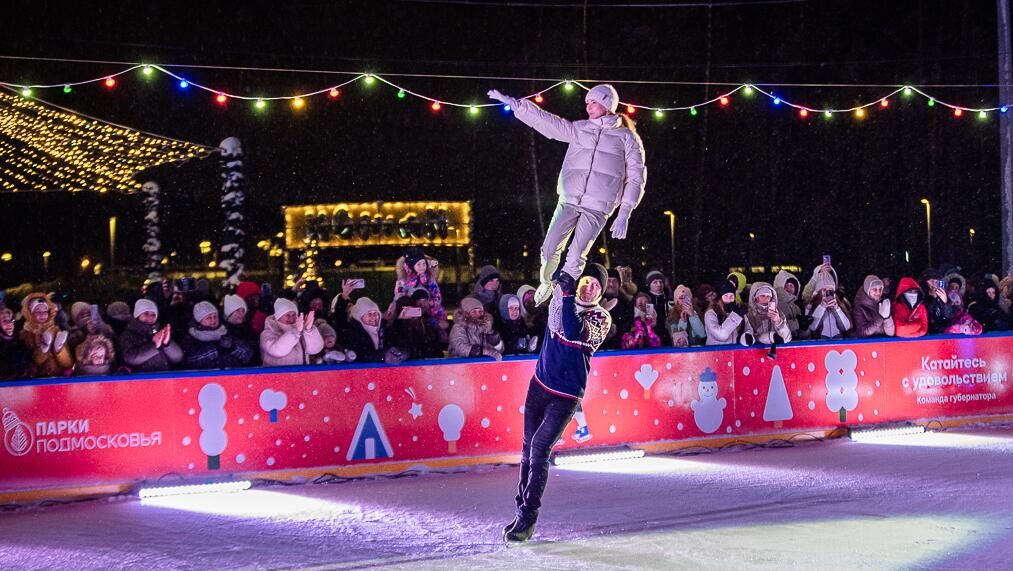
1, 332, 1011, 503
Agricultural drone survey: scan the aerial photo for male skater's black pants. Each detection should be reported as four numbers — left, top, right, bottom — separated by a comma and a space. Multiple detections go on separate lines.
515, 378, 580, 517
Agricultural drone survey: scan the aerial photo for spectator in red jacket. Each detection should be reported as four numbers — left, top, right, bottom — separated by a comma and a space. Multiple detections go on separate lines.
893, 277, 929, 338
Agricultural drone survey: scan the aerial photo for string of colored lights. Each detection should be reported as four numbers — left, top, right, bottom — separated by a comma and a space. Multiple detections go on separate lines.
0, 88, 213, 193
1, 62, 1007, 120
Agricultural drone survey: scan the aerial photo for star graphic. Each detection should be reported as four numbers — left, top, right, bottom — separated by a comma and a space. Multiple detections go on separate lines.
408, 402, 423, 420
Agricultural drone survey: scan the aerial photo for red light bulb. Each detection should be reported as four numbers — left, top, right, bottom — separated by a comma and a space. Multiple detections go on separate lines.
104, 77, 116, 88
215, 93, 227, 104
799, 108, 809, 117
534, 94, 544, 103
626, 105, 635, 114
329, 88, 340, 98
720, 97, 729, 106
431, 101, 442, 111
880, 99, 889, 108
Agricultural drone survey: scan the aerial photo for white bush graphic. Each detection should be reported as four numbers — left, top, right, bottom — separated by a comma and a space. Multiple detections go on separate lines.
634, 364, 660, 398
825, 350, 859, 417
259, 389, 288, 422
198, 383, 228, 469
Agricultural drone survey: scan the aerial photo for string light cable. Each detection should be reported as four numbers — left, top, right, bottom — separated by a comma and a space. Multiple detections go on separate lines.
0, 57, 1008, 121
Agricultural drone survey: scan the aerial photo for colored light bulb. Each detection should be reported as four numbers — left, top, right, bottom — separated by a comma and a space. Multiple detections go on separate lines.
142, 65, 153, 76
690, 107, 698, 116
216, 93, 227, 104
62, 85, 72, 94
431, 101, 441, 111
720, 97, 729, 106
534, 94, 544, 103
469, 105, 479, 114
329, 88, 340, 98
954, 108, 963, 117
799, 108, 808, 117
104, 77, 116, 88
397, 90, 406, 99
564, 81, 574, 91
626, 105, 636, 114
255, 99, 266, 109
880, 99, 889, 108
179, 80, 189, 89
292, 97, 305, 109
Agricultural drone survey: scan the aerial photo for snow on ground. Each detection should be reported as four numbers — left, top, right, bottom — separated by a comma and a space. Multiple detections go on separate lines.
3, 426, 1013, 571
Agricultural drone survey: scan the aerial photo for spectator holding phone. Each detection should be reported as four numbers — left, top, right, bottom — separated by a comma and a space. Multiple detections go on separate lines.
622, 292, 661, 349
66, 301, 116, 352
398, 247, 447, 322
772, 270, 802, 338
852, 275, 895, 338
802, 257, 839, 307
742, 282, 792, 347
387, 295, 444, 361
119, 298, 183, 373
919, 270, 957, 334
704, 280, 745, 345
666, 285, 705, 347
330, 277, 366, 332
805, 273, 852, 340
260, 298, 324, 366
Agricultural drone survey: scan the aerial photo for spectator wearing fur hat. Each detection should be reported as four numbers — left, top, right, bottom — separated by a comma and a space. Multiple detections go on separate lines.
622, 292, 662, 349
473, 265, 504, 319
772, 270, 802, 338
942, 290, 983, 336
968, 276, 1011, 332
260, 298, 324, 367
74, 334, 116, 376
704, 280, 746, 345
341, 297, 390, 363
236, 281, 269, 335
386, 295, 445, 361
182, 302, 255, 370
449, 296, 503, 360
119, 298, 183, 373
742, 282, 792, 346
600, 266, 636, 350
105, 301, 132, 336
642, 269, 672, 344
805, 272, 852, 340
853, 275, 896, 338
19, 293, 74, 378
499, 294, 539, 355
0, 306, 29, 380
667, 285, 706, 347
398, 247, 446, 322
66, 301, 116, 353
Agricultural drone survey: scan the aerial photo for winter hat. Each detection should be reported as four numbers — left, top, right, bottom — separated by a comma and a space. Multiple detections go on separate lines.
476, 265, 501, 287
409, 287, 431, 301
607, 268, 621, 281
236, 281, 260, 301
585, 84, 619, 114
581, 263, 608, 292
499, 294, 521, 321
273, 297, 298, 320
516, 284, 536, 317
645, 270, 665, 287
752, 284, 775, 301
223, 294, 247, 318
317, 321, 336, 339
403, 247, 426, 272
695, 283, 715, 300
863, 275, 884, 295
459, 296, 484, 314
133, 298, 159, 319
106, 301, 131, 322
814, 272, 836, 294
715, 280, 737, 297
71, 302, 90, 323
351, 297, 380, 322
192, 301, 219, 324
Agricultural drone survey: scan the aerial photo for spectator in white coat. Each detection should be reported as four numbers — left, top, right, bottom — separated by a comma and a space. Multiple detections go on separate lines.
260, 298, 323, 367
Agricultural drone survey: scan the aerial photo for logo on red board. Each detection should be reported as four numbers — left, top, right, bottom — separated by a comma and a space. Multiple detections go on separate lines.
3, 407, 33, 457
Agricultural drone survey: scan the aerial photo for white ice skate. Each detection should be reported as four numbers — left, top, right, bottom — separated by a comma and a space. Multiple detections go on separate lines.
534, 282, 554, 306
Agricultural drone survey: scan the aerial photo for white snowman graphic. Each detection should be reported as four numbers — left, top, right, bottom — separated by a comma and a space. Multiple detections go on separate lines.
690, 367, 726, 434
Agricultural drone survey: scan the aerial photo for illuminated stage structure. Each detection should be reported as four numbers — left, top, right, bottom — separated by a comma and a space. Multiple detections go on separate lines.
281, 201, 474, 286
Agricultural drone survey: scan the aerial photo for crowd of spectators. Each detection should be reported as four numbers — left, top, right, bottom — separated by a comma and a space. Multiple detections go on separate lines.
1, 245, 1010, 381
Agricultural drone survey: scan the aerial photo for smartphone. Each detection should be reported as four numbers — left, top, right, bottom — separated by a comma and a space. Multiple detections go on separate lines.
822, 254, 832, 266
646, 303, 656, 315
349, 279, 366, 290
936, 279, 946, 289
90, 304, 100, 323
768, 301, 777, 311
400, 306, 423, 319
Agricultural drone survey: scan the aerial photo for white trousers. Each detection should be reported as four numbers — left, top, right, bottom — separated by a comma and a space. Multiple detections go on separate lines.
540, 201, 609, 285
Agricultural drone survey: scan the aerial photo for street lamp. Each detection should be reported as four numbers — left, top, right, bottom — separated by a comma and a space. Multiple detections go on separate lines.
663, 211, 676, 279
42, 251, 51, 277
920, 199, 932, 268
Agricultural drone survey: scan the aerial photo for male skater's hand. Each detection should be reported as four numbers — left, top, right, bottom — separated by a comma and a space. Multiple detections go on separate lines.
557, 272, 577, 296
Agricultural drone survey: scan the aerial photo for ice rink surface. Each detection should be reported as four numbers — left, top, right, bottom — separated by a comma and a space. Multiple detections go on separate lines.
3, 426, 1013, 571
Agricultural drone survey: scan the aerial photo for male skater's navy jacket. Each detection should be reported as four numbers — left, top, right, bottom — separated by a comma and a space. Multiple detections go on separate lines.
534, 284, 612, 400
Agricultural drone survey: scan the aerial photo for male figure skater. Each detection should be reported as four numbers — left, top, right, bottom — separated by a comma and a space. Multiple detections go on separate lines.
503, 263, 612, 543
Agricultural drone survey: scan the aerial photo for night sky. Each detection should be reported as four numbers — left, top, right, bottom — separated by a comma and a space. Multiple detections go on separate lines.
0, 0, 1003, 292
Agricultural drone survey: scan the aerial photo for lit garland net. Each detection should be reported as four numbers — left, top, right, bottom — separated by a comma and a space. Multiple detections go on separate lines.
2, 62, 1007, 121
0, 87, 213, 193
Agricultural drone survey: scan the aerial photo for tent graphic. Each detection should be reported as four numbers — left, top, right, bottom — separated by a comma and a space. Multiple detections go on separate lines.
346, 403, 394, 462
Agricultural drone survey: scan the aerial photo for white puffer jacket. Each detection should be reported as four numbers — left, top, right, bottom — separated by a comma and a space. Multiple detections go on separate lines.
511, 98, 647, 215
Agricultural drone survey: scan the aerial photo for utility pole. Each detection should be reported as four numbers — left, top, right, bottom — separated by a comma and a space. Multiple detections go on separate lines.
998, 0, 1013, 274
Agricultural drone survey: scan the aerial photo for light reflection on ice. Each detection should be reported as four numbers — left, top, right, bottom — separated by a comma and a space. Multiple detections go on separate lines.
141, 490, 361, 520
